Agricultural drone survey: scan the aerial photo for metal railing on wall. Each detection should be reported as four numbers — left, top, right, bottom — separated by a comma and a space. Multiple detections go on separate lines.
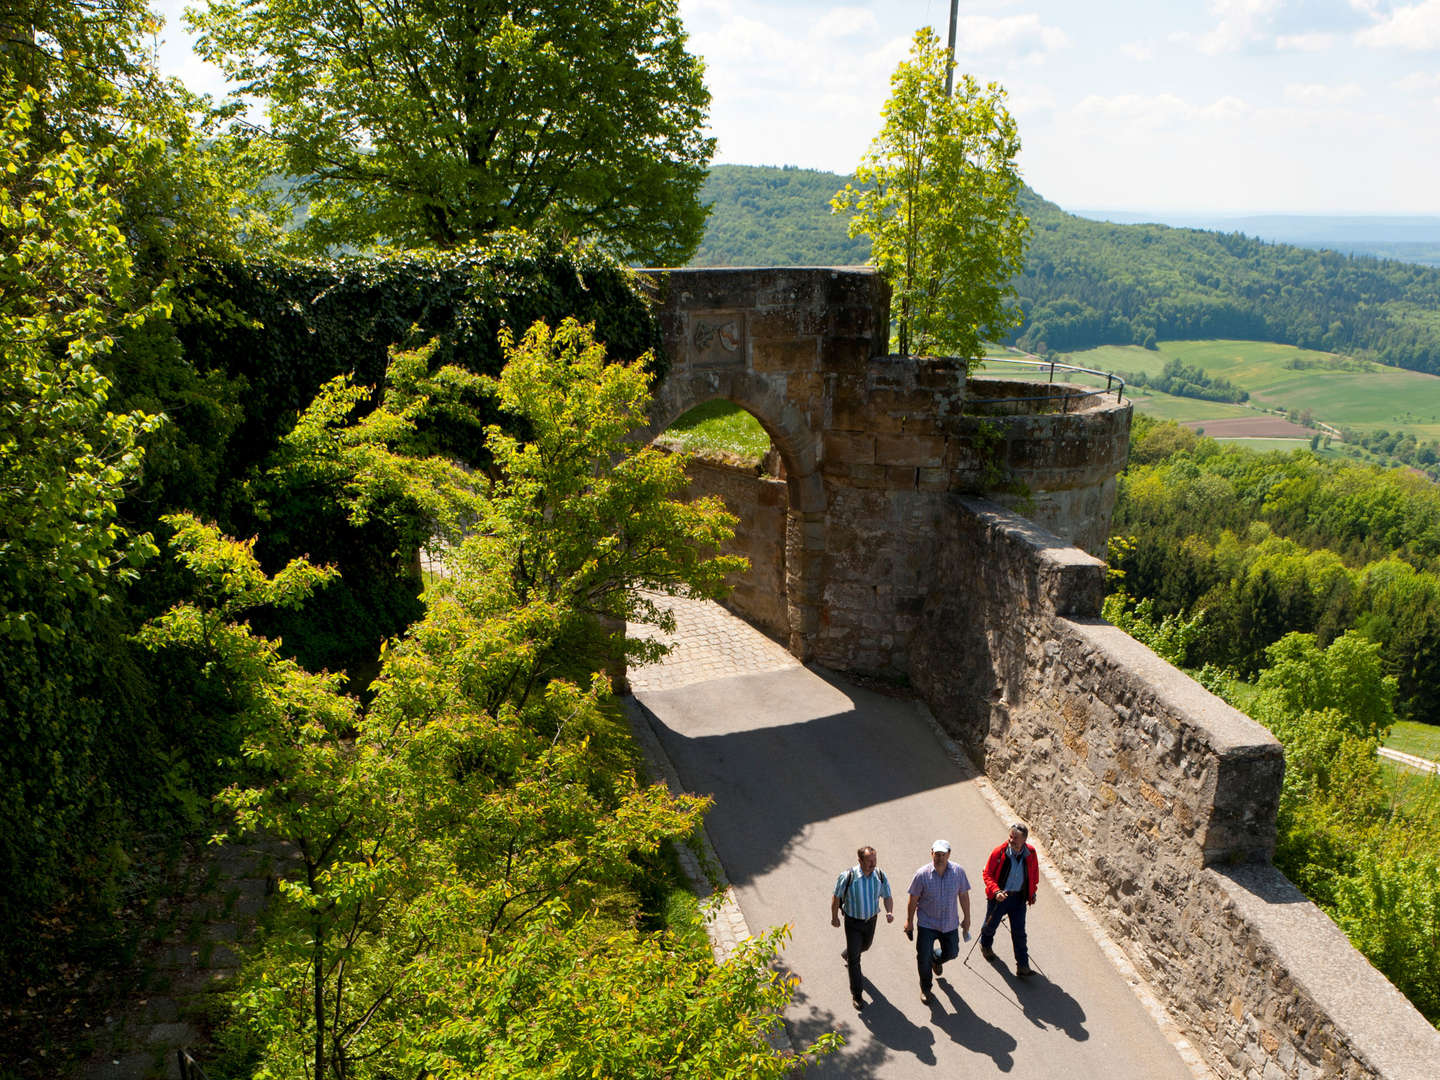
965, 355, 1127, 413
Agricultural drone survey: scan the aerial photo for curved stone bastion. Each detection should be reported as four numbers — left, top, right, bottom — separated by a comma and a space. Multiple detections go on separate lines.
643, 266, 1128, 674
639, 267, 1440, 1080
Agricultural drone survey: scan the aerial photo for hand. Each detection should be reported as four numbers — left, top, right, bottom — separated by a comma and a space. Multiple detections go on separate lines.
1027, 895, 1036, 906
962, 919, 971, 934
904, 923, 914, 940
831, 913, 840, 927
996, 890, 1008, 902
885, 912, 894, 923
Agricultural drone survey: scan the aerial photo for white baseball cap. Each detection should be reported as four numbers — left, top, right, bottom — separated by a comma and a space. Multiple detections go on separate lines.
931, 839, 951, 854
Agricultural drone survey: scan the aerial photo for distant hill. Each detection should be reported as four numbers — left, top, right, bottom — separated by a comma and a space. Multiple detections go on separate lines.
694, 165, 869, 267
695, 164, 1440, 376
1075, 211, 1440, 268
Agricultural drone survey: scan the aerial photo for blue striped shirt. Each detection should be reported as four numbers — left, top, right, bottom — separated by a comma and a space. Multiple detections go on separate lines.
834, 865, 891, 919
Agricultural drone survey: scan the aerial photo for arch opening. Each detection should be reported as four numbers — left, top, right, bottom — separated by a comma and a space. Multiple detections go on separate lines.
652, 397, 815, 656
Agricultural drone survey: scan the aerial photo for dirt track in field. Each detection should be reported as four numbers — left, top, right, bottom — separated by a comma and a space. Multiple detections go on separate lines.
1181, 416, 1318, 439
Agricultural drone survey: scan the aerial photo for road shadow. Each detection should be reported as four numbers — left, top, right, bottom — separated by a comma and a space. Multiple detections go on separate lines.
933, 977, 1019, 1070
967, 953, 1090, 1041
788, 978, 943, 1078
635, 666, 974, 885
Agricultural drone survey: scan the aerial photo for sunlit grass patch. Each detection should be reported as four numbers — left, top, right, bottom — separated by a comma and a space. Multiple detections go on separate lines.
656, 399, 770, 465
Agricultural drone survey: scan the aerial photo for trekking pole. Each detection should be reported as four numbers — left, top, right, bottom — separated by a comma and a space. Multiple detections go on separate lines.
964, 909, 1007, 965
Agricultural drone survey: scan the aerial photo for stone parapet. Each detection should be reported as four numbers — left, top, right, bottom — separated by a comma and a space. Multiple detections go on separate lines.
912, 495, 1440, 1080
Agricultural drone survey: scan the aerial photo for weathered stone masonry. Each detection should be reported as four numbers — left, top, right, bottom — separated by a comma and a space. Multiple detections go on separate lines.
908, 500, 1440, 1080
642, 267, 1440, 1080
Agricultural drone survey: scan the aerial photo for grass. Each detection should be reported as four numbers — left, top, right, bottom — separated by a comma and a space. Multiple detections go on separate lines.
1209, 437, 1313, 453
1067, 339, 1440, 442
1388, 720, 1440, 762
657, 399, 770, 464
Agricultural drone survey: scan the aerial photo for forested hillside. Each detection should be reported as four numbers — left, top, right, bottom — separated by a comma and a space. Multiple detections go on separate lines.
693, 165, 868, 267
1109, 420, 1440, 1022
695, 165, 1440, 374
1014, 188, 1440, 372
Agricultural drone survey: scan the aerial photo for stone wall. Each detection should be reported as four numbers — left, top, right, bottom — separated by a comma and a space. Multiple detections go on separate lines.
644, 268, 1132, 671
681, 454, 789, 642
911, 496, 1440, 1080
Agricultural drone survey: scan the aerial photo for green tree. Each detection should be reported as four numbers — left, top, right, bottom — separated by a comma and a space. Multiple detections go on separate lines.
189, 0, 714, 261
0, 89, 165, 643
140, 319, 822, 1077
832, 27, 1028, 360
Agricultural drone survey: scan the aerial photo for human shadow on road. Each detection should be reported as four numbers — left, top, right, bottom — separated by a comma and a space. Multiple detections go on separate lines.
786, 982, 932, 1078
933, 977, 1019, 1070
787, 978, 945, 1078
969, 955, 1090, 1041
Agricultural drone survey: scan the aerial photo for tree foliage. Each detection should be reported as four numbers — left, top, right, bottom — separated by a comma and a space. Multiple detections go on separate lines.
692, 165, 870, 268
137, 319, 827, 1077
832, 28, 1028, 361
1011, 189, 1440, 373
189, 0, 714, 261
0, 91, 165, 643
1114, 423, 1440, 1026
694, 165, 1440, 377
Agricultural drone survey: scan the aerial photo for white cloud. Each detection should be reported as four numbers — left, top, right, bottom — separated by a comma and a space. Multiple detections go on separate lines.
1283, 81, 1364, 105
1276, 31, 1339, 51
1356, 0, 1440, 49
1192, 0, 1285, 55
1068, 92, 1252, 132
1396, 70, 1440, 91
814, 7, 880, 40
954, 14, 1069, 57
1119, 40, 1156, 61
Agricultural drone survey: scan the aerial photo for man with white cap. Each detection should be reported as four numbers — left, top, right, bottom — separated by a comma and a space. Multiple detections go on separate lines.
904, 839, 972, 1004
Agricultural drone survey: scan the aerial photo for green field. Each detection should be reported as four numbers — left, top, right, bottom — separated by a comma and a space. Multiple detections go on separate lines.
1068, 340, 1440, 441
1390, 720, 1440, 761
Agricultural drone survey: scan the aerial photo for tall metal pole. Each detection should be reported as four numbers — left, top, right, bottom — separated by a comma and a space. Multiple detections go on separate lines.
944, 0, 959, 97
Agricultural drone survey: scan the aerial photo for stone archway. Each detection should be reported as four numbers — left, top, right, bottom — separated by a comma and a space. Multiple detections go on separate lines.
642, 267, 1130, 674
642, 269, 884, 660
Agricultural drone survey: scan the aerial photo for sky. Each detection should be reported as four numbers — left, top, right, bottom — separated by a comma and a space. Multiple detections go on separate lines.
148, 0, 1440, 216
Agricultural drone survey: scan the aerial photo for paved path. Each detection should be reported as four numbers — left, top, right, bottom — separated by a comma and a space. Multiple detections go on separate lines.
629, 595, 1206, 1080
1378, 745, 1440, 775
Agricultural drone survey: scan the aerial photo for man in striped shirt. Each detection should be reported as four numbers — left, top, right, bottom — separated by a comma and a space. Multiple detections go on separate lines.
831, 845, 894, 1011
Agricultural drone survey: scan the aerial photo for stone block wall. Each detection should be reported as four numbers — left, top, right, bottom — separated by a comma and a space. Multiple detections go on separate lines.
910, 496, 1440, 1080
681, 454, 789, 642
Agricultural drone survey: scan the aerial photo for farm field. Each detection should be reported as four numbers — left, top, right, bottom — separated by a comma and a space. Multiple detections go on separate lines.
1068, 340, 1440, 441
1390, 720, 1440, 761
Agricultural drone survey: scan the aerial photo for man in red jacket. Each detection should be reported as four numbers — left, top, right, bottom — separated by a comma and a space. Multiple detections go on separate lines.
979, 823, 1039, 977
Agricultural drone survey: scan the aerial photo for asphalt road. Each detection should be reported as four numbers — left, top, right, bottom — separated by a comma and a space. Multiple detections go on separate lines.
635, 658, 1200, 1079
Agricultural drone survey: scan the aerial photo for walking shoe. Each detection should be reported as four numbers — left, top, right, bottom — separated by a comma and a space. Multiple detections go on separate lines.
920, 988, 934, 1004
1016, 964, 1034, 977
931, 956, 943, 977
840, 949, 849, 964
980, 944, 997, 962
853, 995, 865, 1011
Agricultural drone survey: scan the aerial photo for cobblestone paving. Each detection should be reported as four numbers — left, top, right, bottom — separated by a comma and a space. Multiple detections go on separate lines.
626, 592, 799, 692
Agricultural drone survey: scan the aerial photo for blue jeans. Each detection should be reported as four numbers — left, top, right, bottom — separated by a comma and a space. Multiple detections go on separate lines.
916, 925, 959, 992
980, 892, 1029, 967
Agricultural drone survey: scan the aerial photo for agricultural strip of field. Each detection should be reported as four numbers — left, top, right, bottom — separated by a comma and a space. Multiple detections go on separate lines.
1069, 340, 1440, 442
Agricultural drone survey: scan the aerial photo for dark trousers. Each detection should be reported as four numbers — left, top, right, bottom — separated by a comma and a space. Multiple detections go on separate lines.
980, 892, 1029, 967
915, 925, 959, 992
843, 914, 878, 998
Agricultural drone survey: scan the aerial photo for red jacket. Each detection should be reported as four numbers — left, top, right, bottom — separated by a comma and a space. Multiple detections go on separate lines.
982, 841, 1039, 902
